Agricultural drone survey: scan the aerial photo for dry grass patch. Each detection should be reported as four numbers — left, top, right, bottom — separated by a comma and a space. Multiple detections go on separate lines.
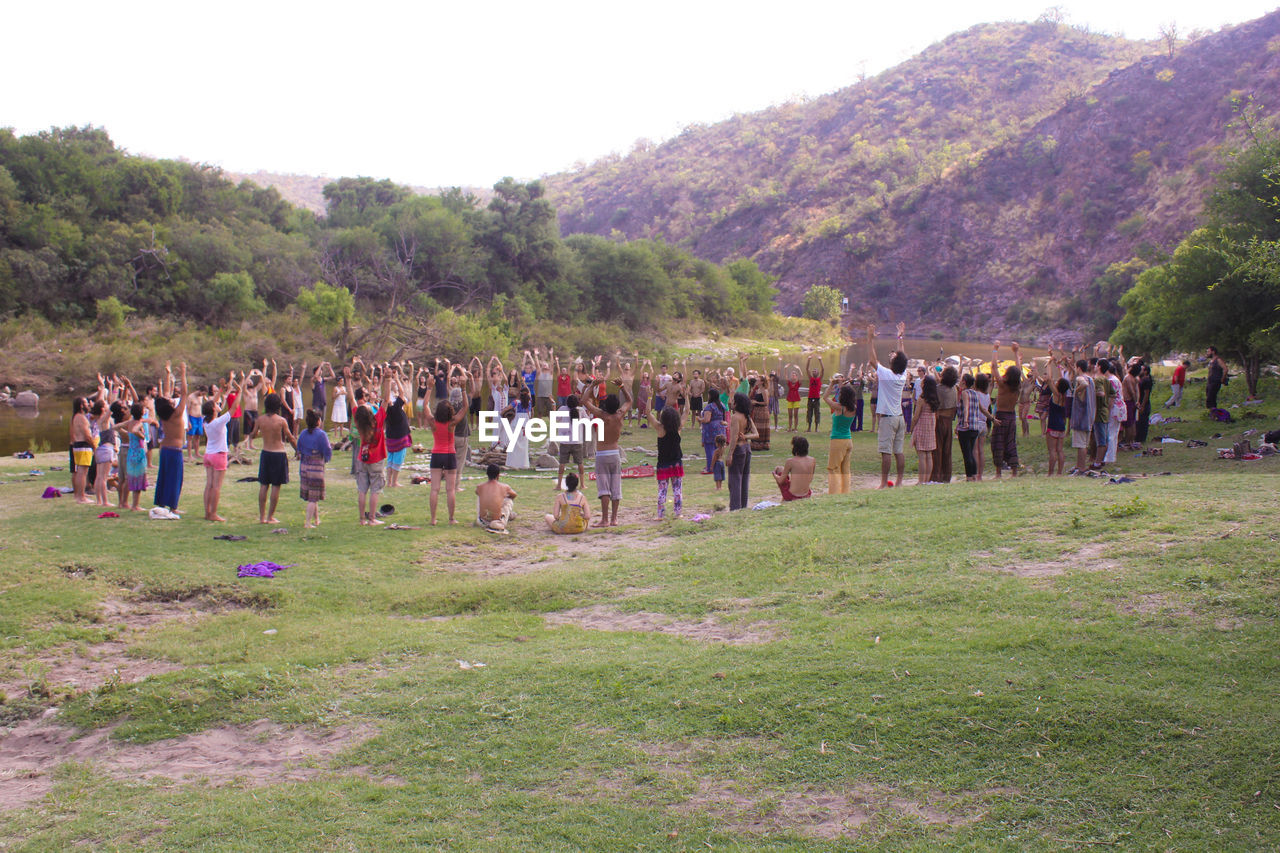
981, 542, 1118, 578
544, 606, 781, 644
0, 717, 382, 812
1116, 593, 1195, 618
685, 781, 1004, 839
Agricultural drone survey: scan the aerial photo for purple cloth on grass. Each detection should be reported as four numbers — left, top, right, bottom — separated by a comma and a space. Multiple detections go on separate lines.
237, 561, 294, 578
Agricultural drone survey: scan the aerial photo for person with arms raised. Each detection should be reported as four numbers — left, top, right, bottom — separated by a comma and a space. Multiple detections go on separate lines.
867, 323, 908, 489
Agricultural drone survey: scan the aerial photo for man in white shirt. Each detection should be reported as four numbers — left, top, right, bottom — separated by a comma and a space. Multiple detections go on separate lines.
867, 323, 909, 489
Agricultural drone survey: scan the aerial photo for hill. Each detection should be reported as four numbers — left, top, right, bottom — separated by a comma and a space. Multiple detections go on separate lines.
226, 170, 493, 217
545, 14, 1280, 339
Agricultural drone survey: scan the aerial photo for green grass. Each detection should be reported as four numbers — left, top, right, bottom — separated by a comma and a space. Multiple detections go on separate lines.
0, 378, 1277, 850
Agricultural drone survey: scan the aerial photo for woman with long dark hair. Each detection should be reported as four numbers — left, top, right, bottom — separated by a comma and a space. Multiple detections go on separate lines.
825, 382, 856, 494
650, 405, 684, 519
726, 392, 757, 510
911, 374, 940, 484
699, 393, 726, 474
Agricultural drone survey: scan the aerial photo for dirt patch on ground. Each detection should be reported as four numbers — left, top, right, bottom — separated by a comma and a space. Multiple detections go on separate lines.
1214, 617, 1247, 630
1116, 593, 1194, 618
466, 527, 671, 577
982, 542, 1118, 578
0, 641, 181, 704
553, 738, 1005, 839
0, 717, 384, 812
685, 781, 1000, 838
0, 591, 260, 708
544, 606, 780, 644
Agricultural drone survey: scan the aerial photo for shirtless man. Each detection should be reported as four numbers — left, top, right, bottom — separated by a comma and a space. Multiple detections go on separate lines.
475, 463, 518, 533
153, 363, 189, 515
688, 369, 706, 427
185, 384, 207, 462
69, 397, 95, 504
773, 434, 816, 500
240, 365, 264, 452
248, 391, 296, 524
581, 360, 633, 527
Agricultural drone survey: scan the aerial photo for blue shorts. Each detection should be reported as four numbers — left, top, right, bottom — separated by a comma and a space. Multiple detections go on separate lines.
187, 416, 205, 437
713, 460, 725, 482
1092, 422, 1109, 448
386, 448, 407, 470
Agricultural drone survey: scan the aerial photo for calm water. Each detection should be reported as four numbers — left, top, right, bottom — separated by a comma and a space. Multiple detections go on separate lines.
0, 339, 1046, 456
0, 401, 71, 458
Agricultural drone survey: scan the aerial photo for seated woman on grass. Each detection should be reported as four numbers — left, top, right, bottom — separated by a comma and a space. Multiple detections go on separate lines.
545, 472, 590, 534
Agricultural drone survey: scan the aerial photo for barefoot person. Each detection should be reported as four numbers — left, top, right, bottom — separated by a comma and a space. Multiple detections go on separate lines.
69, 397, 96, 504
911, 373, 939, 485
867, 323, 908, 489
773, 435, 816, 501
476, 463, 517, 534
185, 383, 206, 462
297, 408, 332, 528
545, 472, 590, 534
989, 341, 1022, 479
346, 367, 392, 525
580, 361, 632, 527
726, 391, 758, 510
650, 404, 684, 520
248, 392, 296, 524
423, 381, 468, 526
202, 376, 238, 521
824, 381, 856, 494
153, 363, 189, 516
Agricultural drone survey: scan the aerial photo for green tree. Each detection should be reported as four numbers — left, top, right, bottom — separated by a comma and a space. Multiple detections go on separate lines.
726, 258, 778, 313
296, 280, 355, 332
801, 284, 843, 321
95, 295, 133, 332
204, 271, 266, 323
1113, 129, 1280, 396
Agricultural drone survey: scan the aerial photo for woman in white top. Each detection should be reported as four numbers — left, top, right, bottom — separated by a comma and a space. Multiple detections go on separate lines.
330, 378, 349, 439
501, 387, 533, 469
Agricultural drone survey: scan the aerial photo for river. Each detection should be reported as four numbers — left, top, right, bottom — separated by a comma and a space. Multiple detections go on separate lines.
0, 339, 1047, 457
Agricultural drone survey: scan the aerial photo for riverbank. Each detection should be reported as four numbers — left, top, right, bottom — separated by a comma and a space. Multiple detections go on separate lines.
1, 384, 1277, 848
0, 313, 846, 396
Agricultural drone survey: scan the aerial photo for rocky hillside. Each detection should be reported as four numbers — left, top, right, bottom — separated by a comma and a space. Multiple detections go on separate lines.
545, 14, 1280, 338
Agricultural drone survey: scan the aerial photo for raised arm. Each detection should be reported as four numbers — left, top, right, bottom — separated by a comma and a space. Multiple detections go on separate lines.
866, 326, 880, 370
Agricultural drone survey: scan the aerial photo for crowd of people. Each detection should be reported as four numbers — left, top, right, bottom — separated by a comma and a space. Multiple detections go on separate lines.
59, 335, 1230, 533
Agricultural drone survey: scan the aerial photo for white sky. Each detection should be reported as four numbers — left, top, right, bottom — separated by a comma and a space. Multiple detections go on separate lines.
4, 0, 1277, 188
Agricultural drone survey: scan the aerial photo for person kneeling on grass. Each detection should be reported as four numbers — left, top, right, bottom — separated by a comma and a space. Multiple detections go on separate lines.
545, 472, 590, 534
773, 435, 816, 501
476, 463, 517, 534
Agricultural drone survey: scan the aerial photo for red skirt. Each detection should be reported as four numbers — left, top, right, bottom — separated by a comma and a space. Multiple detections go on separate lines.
655, 463, 684, 481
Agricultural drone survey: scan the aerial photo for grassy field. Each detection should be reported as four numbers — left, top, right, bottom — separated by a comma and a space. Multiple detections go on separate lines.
0, 378, 1277, 851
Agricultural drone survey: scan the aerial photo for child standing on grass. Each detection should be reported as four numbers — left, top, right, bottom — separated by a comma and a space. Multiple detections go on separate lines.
297, 409, 332, 529
651, 405, 684, 520
712, 435, 726, 491
124, 402, 150, 511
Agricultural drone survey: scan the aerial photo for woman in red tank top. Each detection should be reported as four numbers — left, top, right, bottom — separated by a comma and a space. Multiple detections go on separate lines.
785, 370, 802, 432
423, 396, 468, 526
